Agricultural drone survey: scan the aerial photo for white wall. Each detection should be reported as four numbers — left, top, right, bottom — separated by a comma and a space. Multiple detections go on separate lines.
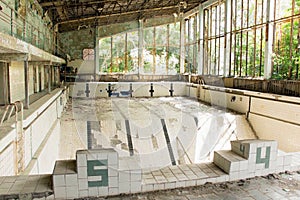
10, 61, 25, 102
9, 62, 46, 102
70, 82, 187, 98
29, 120, 60, 174
23, 89, 68, 173
199, 87, 249, 113
198, 85, 300, 152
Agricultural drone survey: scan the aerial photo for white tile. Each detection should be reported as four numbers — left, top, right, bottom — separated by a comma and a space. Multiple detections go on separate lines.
119, 181, 131, 193
78, 179, 88, 190
66, 186, 79, 199
284, 155, 292, 166
78, 166, 87, 179
131, 181, 142, 193
185, 180, 196, 187
54, 187, 66, 199
66, 174, 78, 187
97, 153, 108, 160
276, 156, 284, 167
175, 181, 186, 188
108, 153, 118, 166
108, 167, 118, 177
109, 187, 119, 195
164, 182, 176, 189
270, 151, 277, 161
88, 187, 99, 197
215, 175, 227, 183
119, 170, 130, 182
271, 142, 278, 151
283, 165, 291, 171
249, 143, 257, 154
109, 176, 118, 187
230, 162, 239, 172
248, 153, 256, 163
77, 154, 87, 167
238, 170, 248, 180
254, 170, 262, 177
87, 153, 98, 161
53, 175, 65, 187
79, 190, 88, 198
255, 163, 265, 170
153, 183, 164, 190
98, 186, 108, 196
239, 161, 248, 171
131, 170, 142, 181
141, 184, 153, 192
229, 172, 239, 181
196, 178, 207, 186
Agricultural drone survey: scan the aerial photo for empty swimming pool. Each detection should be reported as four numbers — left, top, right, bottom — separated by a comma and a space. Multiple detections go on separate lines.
69, 96, 256, 170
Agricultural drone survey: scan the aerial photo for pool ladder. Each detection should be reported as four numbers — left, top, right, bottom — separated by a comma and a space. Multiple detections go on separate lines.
0, 101, 24, 175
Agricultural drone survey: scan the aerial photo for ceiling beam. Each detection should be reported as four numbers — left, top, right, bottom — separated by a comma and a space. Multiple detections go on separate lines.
57, 2, 199, 25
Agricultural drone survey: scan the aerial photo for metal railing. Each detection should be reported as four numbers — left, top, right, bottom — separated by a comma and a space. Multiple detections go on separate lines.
0, 0, 66, 59
0, 101, 24, 175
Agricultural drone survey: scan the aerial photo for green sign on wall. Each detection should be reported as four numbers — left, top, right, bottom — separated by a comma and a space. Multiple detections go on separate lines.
87, 160, 109, 187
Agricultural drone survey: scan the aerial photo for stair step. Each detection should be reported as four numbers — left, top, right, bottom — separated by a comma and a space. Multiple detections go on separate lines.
213, 150, 248, 174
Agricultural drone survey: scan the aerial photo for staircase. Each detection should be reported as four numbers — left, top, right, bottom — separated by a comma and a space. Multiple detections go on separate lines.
213, 139, 292, 179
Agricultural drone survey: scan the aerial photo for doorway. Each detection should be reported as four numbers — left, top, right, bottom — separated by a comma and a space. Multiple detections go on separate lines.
0, 62, 10, 105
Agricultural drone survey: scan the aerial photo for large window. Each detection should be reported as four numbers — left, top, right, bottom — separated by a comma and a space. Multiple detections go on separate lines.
273, 0, 300, 79
98, 22, 180, 74
202, 0, 300, 79
185, 15, 199, 74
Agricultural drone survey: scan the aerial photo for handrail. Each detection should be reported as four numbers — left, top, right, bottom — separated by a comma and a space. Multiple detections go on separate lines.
0, 101, 24, 174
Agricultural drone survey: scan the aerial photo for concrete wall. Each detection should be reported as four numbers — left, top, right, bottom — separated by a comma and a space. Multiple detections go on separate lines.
59, 29, 96, 60
8, 62, 48, 103
248, 97, 300, 152
198, 85, 300, 152
68, 59, 94, 74
29, 120, 60, 175
9, 61, 25, 102
70, 82, 187, 98
23, 88, 68, 173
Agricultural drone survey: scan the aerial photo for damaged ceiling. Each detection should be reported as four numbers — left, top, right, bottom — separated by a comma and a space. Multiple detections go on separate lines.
38, 0, 206, 32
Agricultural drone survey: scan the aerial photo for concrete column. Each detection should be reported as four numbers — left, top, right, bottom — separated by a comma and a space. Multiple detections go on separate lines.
24, 56, 29, 109
193, 15, 197, 73
198, 5, 204, 75
223, 0, 232, 77
48, 65, 51, 93
264, 0, 274, 79
180, 18, 185, 73
166, 24, 170, 75
94, 27, 99, 80
138, 19, 144, 77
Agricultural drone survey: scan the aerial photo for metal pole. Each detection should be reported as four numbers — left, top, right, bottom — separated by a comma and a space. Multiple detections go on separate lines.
24, 57, 29, 109
48, 65, 51, 93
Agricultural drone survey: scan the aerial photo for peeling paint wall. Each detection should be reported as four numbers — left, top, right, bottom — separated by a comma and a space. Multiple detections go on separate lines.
59, 28, 96, 59
0, 0, 55, 53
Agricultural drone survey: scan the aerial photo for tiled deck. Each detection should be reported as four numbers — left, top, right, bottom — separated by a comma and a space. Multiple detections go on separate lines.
1, 151, 300, 199
0, 175, 53, 199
